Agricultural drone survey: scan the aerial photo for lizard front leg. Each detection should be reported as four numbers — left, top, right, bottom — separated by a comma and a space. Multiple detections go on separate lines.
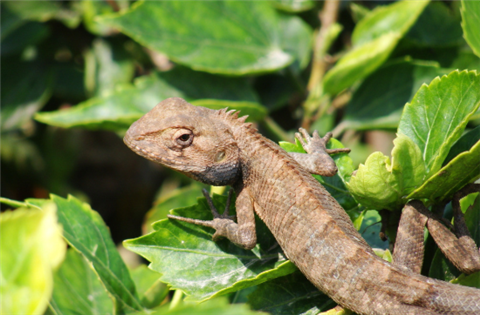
289, 128, 350, 177
168, 185, 257, 250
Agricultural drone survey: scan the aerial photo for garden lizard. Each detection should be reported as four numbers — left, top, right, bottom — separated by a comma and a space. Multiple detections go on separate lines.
124, 97, 480, 315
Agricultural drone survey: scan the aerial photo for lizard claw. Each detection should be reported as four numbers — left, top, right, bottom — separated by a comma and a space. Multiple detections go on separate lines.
296, 128, 350, 155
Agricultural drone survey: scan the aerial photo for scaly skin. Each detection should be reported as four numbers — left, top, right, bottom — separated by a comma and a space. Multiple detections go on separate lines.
124, 98, 480, 315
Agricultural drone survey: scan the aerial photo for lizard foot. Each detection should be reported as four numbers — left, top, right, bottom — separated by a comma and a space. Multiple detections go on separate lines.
167, 188, 237, 242
295, 128, 350, 156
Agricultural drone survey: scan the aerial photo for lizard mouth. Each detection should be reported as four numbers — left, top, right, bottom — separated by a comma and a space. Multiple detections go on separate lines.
123, 132, 191, 168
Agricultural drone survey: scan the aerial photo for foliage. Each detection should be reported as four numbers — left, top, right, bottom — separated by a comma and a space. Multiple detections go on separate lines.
1, 1, 480, 315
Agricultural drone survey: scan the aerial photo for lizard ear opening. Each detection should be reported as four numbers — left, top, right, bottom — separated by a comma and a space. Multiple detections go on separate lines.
215, 151, 226, 162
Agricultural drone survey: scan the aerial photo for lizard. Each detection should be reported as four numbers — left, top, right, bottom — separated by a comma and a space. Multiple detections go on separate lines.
124, 97, 480, 315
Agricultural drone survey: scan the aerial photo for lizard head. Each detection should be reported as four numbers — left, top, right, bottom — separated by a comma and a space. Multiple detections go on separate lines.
124, 97, 241, 186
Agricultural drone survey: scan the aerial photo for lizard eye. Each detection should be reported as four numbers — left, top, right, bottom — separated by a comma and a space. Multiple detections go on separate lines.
174, 129, 193, 147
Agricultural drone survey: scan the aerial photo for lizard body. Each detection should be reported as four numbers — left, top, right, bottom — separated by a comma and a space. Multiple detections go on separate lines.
124, 98, 480, 315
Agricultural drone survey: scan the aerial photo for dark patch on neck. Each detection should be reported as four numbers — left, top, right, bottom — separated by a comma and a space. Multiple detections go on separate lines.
189, 162, 241, 186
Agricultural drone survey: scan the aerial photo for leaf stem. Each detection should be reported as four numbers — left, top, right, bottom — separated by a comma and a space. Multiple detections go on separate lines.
261, 116, 292, 142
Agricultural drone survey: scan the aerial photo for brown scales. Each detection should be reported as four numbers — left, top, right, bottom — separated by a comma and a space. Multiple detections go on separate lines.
125, 97, 480, 315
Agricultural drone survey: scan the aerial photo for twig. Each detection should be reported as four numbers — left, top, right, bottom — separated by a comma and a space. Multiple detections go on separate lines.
302, 0, 341, 129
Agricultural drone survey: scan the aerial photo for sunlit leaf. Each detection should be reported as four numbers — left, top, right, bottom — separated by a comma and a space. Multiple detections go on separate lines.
130, 265, 169, 309
461, 0, 480, 57
352, 0, 429, 46
407, 139, 480, 203
398, 70, 480, 178
49, 249, 113, 315
26, 195, 144, 313
0, 202, 66, 315
36, 68, 263, 131
100, 1, 311, 75
347, 134, 426, 211
124, 194, 296, 302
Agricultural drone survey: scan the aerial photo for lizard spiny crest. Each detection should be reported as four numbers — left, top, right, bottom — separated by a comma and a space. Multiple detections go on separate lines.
216, 108, 256, 133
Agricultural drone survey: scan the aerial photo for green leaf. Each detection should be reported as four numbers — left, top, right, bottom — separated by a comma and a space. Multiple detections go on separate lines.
144, 184, 204, 234
247, 272, 334, 315
444, 125, 480, 165
78, 0, 127, 36
0, 202, 66, 315
191, 100, 267, 122
35, 68, 263, 131
343, 59, 446, 131
352, 0, 430, 46
124, 194, 296, 302
350, 3, 370, 23
49, 248, 113, 315
461, 0, 480, 57
1, 57, 53, 132
100, 1, 312, 75
406, 2, 463, 47
453, 272, 480, 289
1, 1, 80, 38
130, 265, 169, 309
272, 0, 314, 13
277, 14, 313, 70
429, 249, 460, 282
84, 38, 135, 97
359, 210, 389, 250
144, 297, 262, 315
1, 22, 49, 56
398, 70, 480, 178
347, 134, 426, 211
323, 0, 429, 95
407, 139, 480, 203
323, 32, 401, 95
279, 138, 358, 212
26, 195, 144, 313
